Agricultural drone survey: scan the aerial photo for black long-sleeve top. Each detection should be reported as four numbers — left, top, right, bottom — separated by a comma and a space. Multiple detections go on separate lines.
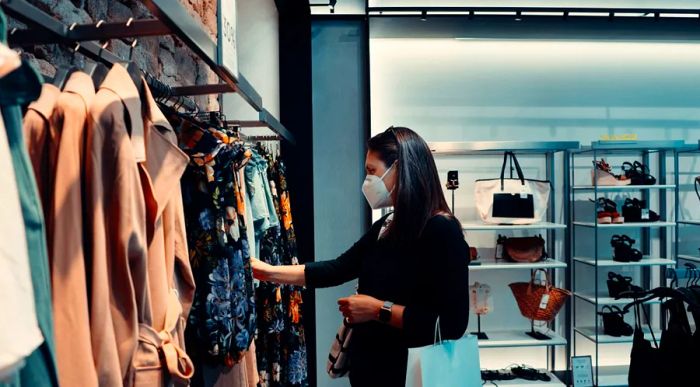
305, 214, 470, 386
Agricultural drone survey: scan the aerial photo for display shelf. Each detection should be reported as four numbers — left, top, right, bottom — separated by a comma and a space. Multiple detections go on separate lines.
574, 327, 659, 344
573, 257, 675, 267
469, 259, 567, 271
574, 292, 661, 306
477, 329, 567, 348
581, 140, 685, 152
678, 254, 700, 264
481, 372, 566, 387
678, 219, 700, 226
572, 184, 676, 191
429, 140, 580, 155
573, 221, 676, 228
462, 221, 567, 231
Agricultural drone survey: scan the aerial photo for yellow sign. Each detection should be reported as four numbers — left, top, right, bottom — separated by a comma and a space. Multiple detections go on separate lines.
600, 134, 638, 141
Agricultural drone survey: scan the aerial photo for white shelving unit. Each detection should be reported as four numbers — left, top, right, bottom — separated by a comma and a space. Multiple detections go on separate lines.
574, 327, 660, 344
572, 257, 675, 267
469, 259, 567, 271
478, 329, 568, 348
570, 140, 683, 386
462, 221, 567, 231
678, 254, 700, 264
678, 219, 700, 226
572, 184, 676, 191
574, 293, 661, 306
572, 221, 676, 228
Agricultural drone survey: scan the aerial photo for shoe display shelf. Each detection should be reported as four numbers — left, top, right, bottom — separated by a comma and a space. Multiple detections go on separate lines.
431, 141, 579, 380
568, 140, 684, 386
676, 141, 700, 268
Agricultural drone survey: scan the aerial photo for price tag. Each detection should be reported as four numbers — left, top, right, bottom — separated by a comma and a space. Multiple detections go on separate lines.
520, 192, 528, 199
539, 294, 550, 309
642, 209, 650, 220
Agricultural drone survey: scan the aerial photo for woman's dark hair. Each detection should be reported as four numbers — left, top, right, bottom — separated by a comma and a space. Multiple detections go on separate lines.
367, 126, 454, 242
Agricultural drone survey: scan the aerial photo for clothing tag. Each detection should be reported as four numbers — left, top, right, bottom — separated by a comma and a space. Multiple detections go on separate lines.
539, 294, 550, 309
641, 209, 650, 220
519, 192, 528, 199
495, 244, 504, 259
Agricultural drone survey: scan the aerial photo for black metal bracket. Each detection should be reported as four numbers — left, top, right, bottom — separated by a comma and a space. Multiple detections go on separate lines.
1, 0, 295, 144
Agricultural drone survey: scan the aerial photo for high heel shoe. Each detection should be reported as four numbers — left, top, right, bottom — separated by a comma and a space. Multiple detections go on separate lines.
596, 198, 624, 224
598, 306, 634, 337
622, 198, 660, 223
592, 159, 631, 186
607, 272, 643, 298
622, 161, 656, 186
611, 235, 643, 262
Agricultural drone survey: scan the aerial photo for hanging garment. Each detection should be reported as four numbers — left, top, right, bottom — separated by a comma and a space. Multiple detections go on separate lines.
133, 82, 196, 386
253, 153, 308, 387
85, 63, 150, 386
245, 151, 279, 245
0, 54, 59, 386
0, 109, 43, 381
23, 83, 60, 219
47, 71, 98, 387
179, 128, 257, 369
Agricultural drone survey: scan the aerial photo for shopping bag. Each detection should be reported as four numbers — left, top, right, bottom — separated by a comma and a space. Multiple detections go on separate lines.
405, 318, 481, 387
474, 152, 550, 224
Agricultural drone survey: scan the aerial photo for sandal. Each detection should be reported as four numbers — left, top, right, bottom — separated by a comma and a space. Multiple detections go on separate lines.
622, 161, 657, 186
622, 198, 660, 222
596, 198, 624, 224
510, 366, 551, 382
598, 306, 634, 337
607, 271, 643, 298
611, 235, 643, 262
592, 159, 631, 186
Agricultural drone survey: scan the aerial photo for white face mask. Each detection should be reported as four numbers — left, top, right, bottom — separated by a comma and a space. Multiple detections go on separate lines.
362, 163, 396, 209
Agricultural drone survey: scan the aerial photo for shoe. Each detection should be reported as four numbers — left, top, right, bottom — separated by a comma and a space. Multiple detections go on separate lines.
622, 198, 660, 223
607, 272, 643, 298
622, 161, 656, 186
510, 366, 551, 382
592, 159, 631, 186
611, 235, 643, 262
596, 198, 624, 224
598, 306, 634, 337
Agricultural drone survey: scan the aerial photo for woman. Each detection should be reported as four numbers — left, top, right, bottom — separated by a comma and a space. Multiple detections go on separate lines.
253, 127, 469, 386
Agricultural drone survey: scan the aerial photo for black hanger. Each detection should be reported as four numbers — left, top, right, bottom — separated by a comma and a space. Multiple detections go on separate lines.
53, 42, 80, 90
120, 39, 144, 98
83, 61, 108, 89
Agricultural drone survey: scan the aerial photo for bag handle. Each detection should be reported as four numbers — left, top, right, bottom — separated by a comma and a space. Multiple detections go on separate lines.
499, 152, 526, 189
529, 268, 552, 292
433, 316, 442, 345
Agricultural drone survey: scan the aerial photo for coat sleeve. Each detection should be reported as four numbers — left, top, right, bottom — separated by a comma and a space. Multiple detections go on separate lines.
304, 217, 384, 289
402, 216, 469, 347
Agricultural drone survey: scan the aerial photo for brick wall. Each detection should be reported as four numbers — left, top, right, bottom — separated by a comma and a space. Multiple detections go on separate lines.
10, 0, 220, 110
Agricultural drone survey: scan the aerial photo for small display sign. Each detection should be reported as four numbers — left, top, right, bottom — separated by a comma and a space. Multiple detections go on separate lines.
217, 0, 239, 79
572, 356, 594, 387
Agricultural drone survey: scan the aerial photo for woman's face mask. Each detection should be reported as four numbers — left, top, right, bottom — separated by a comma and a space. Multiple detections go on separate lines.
362, 162, 396, 209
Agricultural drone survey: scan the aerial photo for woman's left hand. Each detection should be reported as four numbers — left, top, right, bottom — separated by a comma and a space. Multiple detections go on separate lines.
338, 294, 383, 324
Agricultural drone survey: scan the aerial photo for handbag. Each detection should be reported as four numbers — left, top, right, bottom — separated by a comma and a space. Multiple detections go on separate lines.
406, 317, 481, 387
496, 234, 546, 263
474, 152, 551, 224
509, 269, 570, 322
326, 317, 353, 378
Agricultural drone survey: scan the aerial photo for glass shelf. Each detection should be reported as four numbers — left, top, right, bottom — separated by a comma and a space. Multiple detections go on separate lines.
573, 221, 676, 228
574, 327, 659, 344
469, 259, 566, 271
574, 292, 661, 306
572, 184, 676, 191
573, 257, 675, 267
463, 221, 567, 231
477, 329, 567, 348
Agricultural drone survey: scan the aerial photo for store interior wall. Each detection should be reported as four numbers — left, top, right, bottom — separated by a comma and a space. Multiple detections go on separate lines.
369, 18, 700, 370
311, 19, 369, 387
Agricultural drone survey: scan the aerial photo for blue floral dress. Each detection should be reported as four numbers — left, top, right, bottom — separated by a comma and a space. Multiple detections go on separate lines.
253, 150, 309, 387
180, 135, 257, 367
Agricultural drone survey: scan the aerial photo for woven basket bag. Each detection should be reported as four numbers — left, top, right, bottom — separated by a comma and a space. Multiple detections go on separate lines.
509, 269, 571, 321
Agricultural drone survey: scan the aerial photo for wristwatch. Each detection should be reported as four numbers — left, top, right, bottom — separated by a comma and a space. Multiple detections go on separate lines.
379, 301, 394, 323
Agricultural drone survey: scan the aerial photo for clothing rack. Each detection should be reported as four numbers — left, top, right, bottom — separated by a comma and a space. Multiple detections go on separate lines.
1, 0, 294, 143
144, 72, 198, 113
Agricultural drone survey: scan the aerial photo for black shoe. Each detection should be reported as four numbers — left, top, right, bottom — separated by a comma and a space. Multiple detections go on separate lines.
598, 306, 634, 337
511, 366, 551, 382
622, 198, 660, 222
607, 272, 643, 298
611, 235, 643, 262
622, 161, 656, 185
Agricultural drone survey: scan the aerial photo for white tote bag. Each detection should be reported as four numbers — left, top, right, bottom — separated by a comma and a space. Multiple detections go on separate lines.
405, 318, 481, 387
474, 152, 550, 225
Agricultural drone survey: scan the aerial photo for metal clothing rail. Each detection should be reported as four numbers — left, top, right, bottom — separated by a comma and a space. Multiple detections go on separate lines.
0, 0, 295, 144
226, 108, 295, 145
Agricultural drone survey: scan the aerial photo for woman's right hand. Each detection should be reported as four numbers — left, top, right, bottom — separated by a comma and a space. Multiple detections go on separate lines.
251, 258, 273, 281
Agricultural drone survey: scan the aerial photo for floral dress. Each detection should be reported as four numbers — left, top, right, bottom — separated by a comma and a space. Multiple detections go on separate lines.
253, 149, 309, 387
180, 130, 257, 367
